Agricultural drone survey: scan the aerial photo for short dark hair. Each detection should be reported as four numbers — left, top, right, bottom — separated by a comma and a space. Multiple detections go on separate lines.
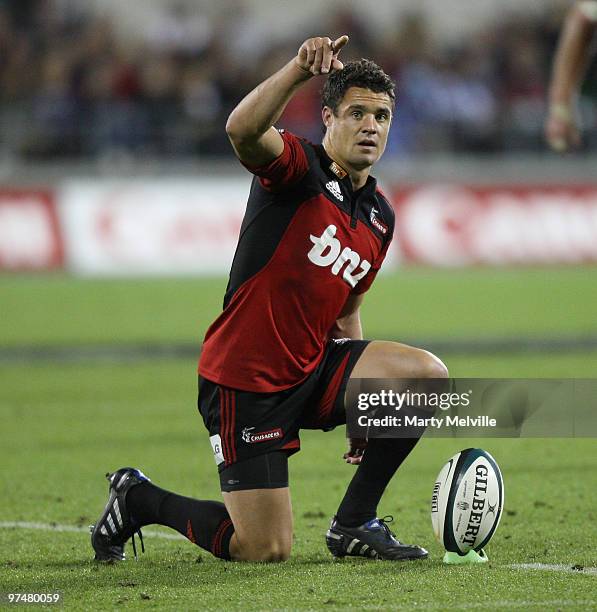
321, 59, 396, 114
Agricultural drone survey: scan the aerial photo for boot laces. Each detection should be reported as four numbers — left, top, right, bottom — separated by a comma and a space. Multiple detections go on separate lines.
131, 529, 145, 561
379, 515, 400, 542
106, 470, 146, 561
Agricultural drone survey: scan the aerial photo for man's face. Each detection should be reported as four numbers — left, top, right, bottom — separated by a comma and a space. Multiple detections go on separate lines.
322, 86, 393, 171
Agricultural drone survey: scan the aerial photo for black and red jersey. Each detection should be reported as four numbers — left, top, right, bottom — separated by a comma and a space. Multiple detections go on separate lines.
198, 130, 394, 393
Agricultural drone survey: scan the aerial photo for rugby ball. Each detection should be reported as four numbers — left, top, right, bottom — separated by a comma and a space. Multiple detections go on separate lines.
431, 448, 504, 555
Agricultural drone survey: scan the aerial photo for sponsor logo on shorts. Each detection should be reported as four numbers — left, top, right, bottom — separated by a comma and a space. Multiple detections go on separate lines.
210, 434, 225, 465
332, 338, 350, 344
241, 427, 283, 444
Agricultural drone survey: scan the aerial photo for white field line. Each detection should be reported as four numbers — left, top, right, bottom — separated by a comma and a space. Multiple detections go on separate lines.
0, 521, 183, 540
295, 602, 597, 611
298, 602, 597, 611
509, 562, 597, 576
1, 521, 596, 580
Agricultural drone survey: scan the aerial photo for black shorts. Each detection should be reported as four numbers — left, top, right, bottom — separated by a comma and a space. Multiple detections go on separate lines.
198, 339, 369, 491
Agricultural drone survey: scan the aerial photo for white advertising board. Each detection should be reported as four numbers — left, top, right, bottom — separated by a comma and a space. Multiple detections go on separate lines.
59, 178, 250, 275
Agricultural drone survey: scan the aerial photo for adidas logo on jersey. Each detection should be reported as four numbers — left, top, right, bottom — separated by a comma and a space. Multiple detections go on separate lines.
325, 181, 343, 201
308, 224, 371, 288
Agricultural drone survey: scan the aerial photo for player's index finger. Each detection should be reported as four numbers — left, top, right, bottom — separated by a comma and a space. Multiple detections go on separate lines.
332, 35, 349, 53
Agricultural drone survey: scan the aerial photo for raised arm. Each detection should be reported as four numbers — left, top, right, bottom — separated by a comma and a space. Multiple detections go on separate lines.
545, 1, 597, 152
225, 35, 349, 167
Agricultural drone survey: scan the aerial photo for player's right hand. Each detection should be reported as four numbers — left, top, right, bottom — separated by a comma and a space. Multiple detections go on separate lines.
545, 103, 581, 152
344, 437, 367, 465
296, 35, 349, 76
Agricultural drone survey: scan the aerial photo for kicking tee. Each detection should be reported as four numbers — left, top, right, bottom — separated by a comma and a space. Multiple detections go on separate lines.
198, 130, 394, 392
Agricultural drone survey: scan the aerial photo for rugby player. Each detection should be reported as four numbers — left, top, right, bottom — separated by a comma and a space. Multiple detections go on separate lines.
545, 1, 597, 152
91, 35, 448, 563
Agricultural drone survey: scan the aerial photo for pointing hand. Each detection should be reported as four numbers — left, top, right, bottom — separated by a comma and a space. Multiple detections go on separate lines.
296, 35, 349, 76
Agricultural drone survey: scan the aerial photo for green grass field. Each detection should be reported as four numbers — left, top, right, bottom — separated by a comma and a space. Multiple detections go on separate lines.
1, 269, 596, 610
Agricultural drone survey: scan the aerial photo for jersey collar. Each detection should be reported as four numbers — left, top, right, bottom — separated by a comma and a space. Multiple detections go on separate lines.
317, 145, 377, 197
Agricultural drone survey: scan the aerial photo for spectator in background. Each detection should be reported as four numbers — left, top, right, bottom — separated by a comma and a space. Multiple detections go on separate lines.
1, 1, 596, 160
28, 50, 81, 157
143, 0, 212, 56
180, 61, 223, 154
0, 0, 43, 31
498, 19, 548, 151
545, 0, 597, 152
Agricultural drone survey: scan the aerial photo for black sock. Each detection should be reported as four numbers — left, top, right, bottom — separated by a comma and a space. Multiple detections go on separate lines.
126, 482, 234, 560
336, 437, 421, 527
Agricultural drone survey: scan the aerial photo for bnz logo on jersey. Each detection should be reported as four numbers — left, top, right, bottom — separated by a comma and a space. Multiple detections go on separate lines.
308, 224, 371, 288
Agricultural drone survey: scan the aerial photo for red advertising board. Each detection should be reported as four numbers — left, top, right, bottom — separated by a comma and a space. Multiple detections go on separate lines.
391, 185, 597, 265
0, 189, 64, 271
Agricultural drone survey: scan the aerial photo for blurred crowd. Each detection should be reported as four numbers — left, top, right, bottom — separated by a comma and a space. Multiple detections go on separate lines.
1, 0, 596, 161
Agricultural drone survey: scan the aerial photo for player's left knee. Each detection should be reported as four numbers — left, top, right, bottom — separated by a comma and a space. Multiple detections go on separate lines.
232, 532, 292, 562
244, 540, 291, 562
415, 349, 449, 379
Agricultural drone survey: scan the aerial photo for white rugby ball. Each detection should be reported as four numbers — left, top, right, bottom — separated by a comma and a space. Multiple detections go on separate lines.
431, 448, 504, 555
